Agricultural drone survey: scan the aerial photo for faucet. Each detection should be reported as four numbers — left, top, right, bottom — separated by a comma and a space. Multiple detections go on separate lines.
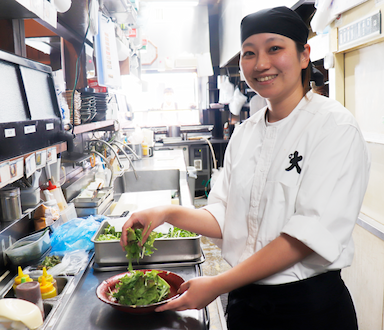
88, 150, 114, 187
89, 139, 124, 170
114, 140, 141, 160
111, 141, 139, 180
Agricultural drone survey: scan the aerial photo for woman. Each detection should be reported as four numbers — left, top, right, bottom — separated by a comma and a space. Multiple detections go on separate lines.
120, 6, 370, 329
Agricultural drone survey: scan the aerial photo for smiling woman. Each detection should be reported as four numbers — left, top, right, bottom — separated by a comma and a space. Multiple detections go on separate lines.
119, 7, 370, 330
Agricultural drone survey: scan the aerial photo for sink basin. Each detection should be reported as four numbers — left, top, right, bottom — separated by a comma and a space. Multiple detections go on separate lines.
114, 169, 180, 194
112, 153, 193, 207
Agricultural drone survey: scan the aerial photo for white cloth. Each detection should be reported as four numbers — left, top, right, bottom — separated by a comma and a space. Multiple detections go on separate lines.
204, 92, 370, 285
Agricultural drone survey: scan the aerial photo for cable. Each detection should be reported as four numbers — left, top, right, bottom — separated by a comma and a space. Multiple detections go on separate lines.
189, 136, 217, 170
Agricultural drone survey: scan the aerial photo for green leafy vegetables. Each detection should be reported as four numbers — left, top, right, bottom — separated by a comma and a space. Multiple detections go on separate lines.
111, 270, 170, 306
125, 225, 158, 272
160, 227, 197, 238
96, 225, 122, 241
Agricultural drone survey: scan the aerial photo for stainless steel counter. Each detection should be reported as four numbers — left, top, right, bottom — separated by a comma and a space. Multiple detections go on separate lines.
52, 259, 209, 330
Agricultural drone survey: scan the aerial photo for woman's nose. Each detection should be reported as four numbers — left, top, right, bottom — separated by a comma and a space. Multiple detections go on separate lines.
254, 52, 270, 71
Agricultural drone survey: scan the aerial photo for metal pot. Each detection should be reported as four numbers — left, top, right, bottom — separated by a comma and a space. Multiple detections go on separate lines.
167, 125, 181, 138
0, 187, 22, 222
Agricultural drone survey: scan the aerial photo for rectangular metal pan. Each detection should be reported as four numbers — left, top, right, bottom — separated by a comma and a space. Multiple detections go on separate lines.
91, 220, 202, 266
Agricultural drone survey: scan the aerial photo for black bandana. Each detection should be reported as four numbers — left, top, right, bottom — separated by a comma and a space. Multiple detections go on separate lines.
241, 6, 308, 44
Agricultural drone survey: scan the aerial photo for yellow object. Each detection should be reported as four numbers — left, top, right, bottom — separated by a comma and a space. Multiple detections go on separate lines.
13, 266, 32, 290
39, 276, 57, 299
0, 298, 43, 330
38, 267, 57, 291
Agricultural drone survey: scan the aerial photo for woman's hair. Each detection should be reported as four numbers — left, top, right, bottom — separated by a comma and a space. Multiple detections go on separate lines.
296, 42, 311, 96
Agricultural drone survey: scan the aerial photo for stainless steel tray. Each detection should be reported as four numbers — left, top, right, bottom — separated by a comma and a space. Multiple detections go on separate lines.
73, 188, 113, 207
92, 250, 206, 271
91, 220, 202, 266
75, 192, 114, 217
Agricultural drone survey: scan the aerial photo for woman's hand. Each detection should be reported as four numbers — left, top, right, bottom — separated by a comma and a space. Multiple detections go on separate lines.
155, 276, 221, 312
119, 206, 169, 249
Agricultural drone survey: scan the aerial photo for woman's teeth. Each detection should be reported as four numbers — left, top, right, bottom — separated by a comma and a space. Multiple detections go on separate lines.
257, 75, 277, 82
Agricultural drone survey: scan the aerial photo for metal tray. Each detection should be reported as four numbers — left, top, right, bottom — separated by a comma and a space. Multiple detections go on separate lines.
72, 188, 113, 207
91, 220, 202, 266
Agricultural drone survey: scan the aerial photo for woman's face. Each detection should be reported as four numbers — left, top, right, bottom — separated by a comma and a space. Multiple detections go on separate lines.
240, 33, 310, 104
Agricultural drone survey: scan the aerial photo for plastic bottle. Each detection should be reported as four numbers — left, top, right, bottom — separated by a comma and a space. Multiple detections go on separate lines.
39, 276, 57, 299
95, 165, 106, 188
13, 266, 33, 290
38, 267, 57, 291
15, 280, 44, 318
45, 180, 68, 212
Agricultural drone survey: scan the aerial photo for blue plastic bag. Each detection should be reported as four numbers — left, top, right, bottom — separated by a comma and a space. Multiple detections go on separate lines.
50, 215, 101, 255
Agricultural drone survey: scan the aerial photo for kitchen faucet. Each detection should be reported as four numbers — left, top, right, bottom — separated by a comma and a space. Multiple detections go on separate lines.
89, 139, 124, 170
88, 150, 114, 187
110, 141, 139, 180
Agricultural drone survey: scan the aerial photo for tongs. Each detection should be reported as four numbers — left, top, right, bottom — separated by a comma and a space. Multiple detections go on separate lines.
92, 182, 103, 200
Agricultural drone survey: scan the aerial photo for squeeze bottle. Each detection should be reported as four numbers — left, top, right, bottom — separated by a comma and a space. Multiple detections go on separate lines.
40, 276, 57, 299
13, 266, 33, 290
38, 267, 57, 291
15, 280, 45, 318
45, 180, 68, 212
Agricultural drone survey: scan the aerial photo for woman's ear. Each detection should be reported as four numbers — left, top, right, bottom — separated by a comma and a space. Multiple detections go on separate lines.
301, 44, 311, 69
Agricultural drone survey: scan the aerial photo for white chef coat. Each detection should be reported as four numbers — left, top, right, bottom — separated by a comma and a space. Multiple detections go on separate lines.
204, 91, 370, 285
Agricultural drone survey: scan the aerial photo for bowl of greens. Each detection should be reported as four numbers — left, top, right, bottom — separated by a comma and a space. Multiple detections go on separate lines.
96, 269, 185, 314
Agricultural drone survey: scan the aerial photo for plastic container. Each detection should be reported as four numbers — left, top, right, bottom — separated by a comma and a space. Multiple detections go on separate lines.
59, 202, 77, 223
45, 180, 68, 212
0, 187, 22, 222
20, 187, 41, 210
15, 281, 44, 318
6, 230, 51, 265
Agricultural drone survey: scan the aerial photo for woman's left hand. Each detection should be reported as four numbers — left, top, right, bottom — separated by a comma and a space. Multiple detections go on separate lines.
155, 276, 220, 312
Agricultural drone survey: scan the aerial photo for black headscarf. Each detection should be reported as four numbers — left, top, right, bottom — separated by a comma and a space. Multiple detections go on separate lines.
241, 6, 324, 87
241, 6, 308, 44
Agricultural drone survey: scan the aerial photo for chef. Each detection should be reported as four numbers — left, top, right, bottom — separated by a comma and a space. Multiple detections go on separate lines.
121, 6, 370, 329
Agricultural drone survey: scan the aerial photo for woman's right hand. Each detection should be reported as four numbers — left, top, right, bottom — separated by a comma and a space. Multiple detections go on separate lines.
119, 206, 169, 249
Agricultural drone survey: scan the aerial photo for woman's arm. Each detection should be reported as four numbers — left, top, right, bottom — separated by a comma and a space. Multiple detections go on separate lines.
156, 233, 313, 312
120, 205, 222, 248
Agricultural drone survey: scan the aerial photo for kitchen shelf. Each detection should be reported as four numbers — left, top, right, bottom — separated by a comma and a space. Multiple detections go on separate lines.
0, 142, 67, 167
71, 120, 118, 135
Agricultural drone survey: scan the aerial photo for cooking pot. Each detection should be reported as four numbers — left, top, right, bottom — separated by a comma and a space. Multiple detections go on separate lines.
167, 125, 181, 138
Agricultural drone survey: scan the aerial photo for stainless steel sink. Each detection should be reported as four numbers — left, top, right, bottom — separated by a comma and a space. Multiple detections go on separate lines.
113, 168, 180, 194
112, 151, 193, 207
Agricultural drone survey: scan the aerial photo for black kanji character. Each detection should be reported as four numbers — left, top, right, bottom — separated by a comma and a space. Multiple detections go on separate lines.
285, 151, 302, 174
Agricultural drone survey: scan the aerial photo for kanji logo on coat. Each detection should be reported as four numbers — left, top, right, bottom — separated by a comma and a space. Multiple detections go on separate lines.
285, 151, 302, 174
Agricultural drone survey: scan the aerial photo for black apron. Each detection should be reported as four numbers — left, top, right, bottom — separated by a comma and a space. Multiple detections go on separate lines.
226, 270, 358, 330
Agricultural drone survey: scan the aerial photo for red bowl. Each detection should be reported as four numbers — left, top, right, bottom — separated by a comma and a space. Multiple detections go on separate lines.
96, 269, 185, 314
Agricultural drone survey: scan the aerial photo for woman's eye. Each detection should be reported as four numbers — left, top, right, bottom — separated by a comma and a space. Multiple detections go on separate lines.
270, 46, 281, 52
242, 51, 254, 56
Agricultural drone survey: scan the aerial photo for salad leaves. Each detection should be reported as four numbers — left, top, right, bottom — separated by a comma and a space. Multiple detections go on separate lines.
111, 270, 170, 306
125, 225, 157, 272
96, 225, 122, 241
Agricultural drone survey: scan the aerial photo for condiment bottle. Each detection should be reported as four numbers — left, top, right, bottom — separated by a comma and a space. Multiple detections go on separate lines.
15, 280, 45, 318
13, 266, 33, 290
38, 267, 57, 291
39, 276, 57, 299
45, 180, 68, 212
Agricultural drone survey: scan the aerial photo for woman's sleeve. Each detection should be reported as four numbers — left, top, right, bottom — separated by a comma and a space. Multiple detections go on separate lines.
202, 137, 234, 243
282, 123, 370, 265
